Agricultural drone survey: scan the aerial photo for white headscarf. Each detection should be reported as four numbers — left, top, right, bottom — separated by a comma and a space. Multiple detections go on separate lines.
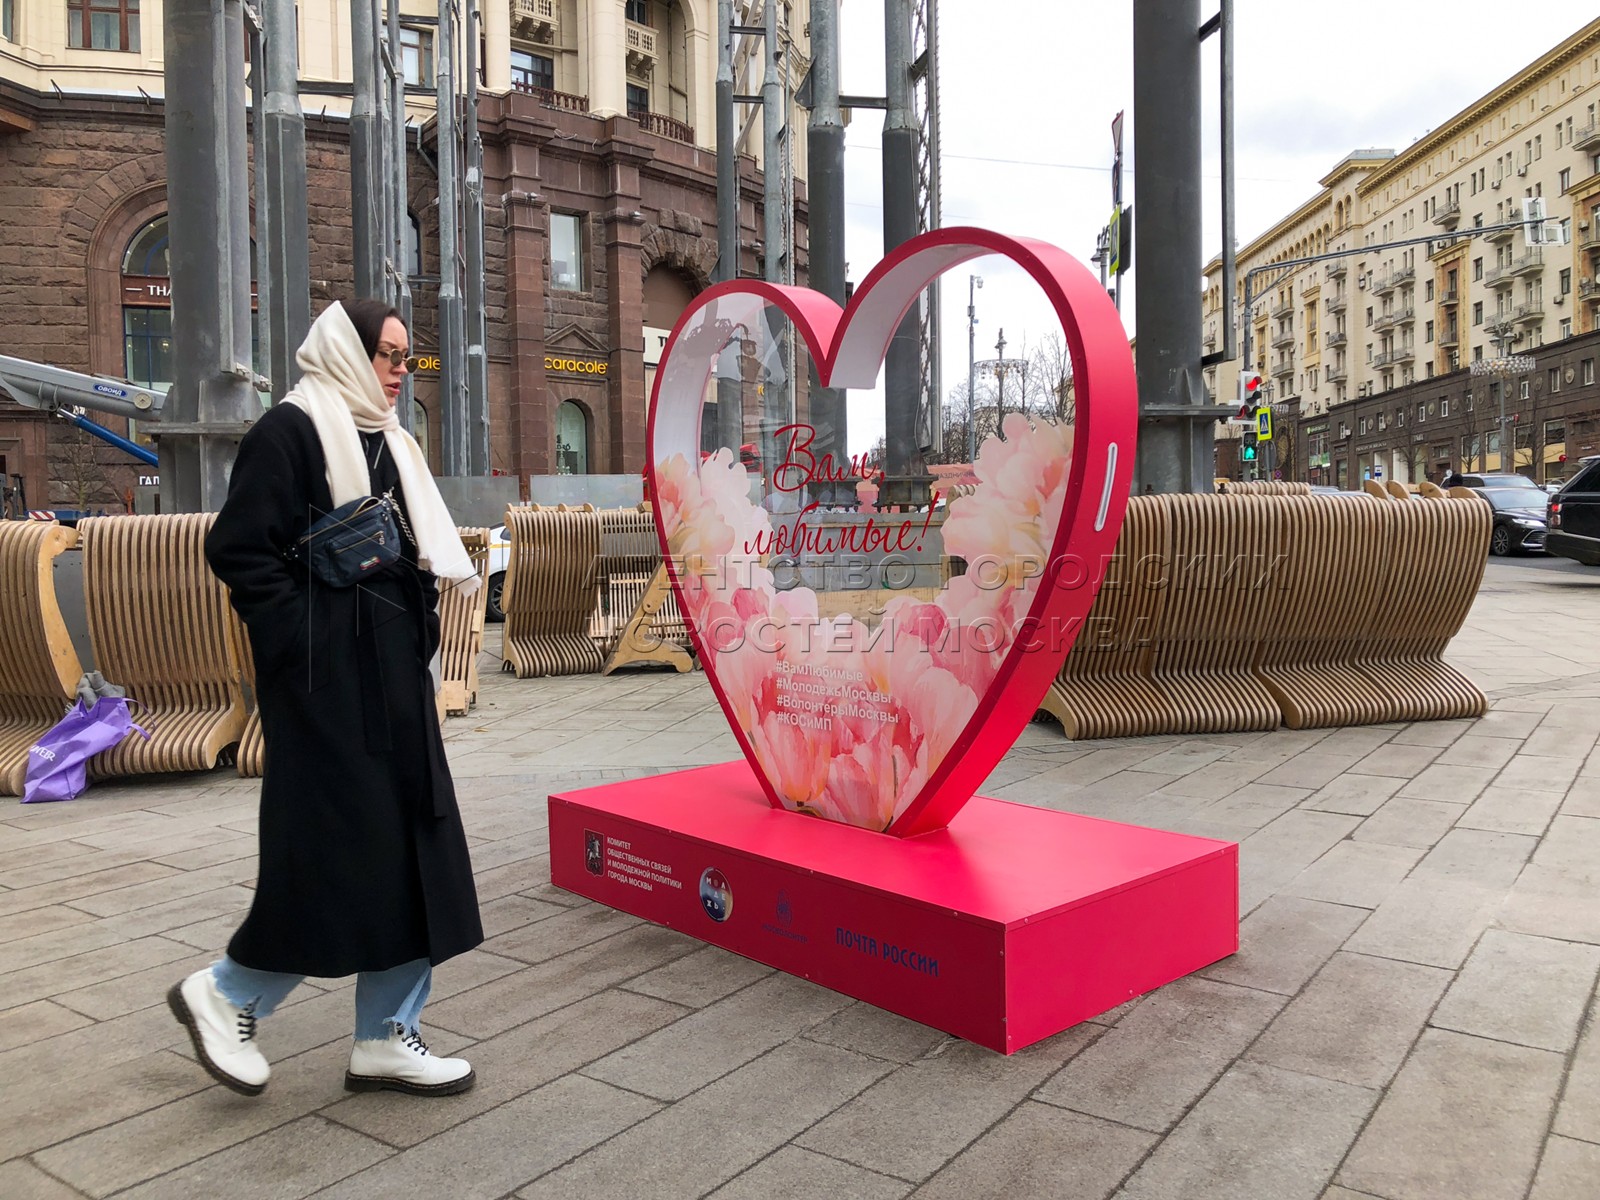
282, 302, 479, 596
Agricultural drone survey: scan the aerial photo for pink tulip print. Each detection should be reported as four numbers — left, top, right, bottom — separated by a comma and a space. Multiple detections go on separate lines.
659, 411, 1073, 832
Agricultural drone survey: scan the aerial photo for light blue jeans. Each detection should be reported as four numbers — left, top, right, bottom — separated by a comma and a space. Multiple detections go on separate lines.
211, 954, 432, 1041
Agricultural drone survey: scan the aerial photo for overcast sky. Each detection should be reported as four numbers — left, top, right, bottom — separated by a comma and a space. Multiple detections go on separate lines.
825, 1, 1599, 454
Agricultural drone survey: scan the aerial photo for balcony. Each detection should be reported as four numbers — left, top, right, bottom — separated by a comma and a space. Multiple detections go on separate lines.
1372, 265, 1414, 295
1325, 364, 1347, 383
1513, 301, 1544, 324
1325, 261, 1348, 281
1581, 278, 1600, 300
1431, 199, 1461, 228
1325, 292, 1347, 313
1439, 286, 1460, 305
1573, 121, 1600, 152
1372, 346, 1415, 367
1271, 355, 1294, 378
1270, 298, 1294, 320
1325, 330, 1348, 348
626, 20, 658, 72
1582, 228, 1600, 253
511, 81, 590, 112
1485, 261, 1517, 288
1485, 217, 1518, 244
1372, 305, 1414, 332
1509, 248, 1545, 277
511, 0, 558, 42
1438, 326, 1460, 347
1271, 325, 1296, 349
636, 111, 695, 145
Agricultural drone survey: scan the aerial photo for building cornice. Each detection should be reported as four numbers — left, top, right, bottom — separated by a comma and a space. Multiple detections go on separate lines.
1357, 16, 1600, 196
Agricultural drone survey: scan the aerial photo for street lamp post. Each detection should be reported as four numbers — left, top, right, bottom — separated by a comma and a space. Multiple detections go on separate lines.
1473, 321, 1535, 477
972, 327, 1028, 451
967, 274, 982, 463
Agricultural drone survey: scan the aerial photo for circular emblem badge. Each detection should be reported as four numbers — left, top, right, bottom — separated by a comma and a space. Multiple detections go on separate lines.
699, 868, 734, 923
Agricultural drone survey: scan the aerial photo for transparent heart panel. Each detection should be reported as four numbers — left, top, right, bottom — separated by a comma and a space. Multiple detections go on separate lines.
652, 289, 1075, 832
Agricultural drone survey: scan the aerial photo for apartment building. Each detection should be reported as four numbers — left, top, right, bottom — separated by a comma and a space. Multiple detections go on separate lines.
0, 0, 812, 509
1204, 16, 1600, 486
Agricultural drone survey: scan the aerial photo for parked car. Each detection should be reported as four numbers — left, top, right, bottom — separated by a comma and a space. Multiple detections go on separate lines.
1546, 456, 1600, 567
484, 524, 510, 621
1457, 472, 1543, 491
1474, 487, 1550, 556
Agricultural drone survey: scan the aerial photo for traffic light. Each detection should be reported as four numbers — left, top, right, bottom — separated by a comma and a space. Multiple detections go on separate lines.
1240, 371, 1263, 406
1241, 431, 1258, 462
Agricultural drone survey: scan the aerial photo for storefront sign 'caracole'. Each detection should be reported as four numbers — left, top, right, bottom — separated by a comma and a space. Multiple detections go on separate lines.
545, 354, 609, 376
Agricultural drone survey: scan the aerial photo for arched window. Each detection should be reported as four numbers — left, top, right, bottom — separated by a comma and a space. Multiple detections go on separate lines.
556, 400, 588, 474
122, 216, 174, 394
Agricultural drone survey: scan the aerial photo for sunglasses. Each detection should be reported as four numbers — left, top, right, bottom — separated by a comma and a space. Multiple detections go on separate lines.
375, 347, 422, 371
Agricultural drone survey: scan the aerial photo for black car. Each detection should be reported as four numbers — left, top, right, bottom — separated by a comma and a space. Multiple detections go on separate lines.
1546, 456, 1600, 567
1475, 487, 1549, 556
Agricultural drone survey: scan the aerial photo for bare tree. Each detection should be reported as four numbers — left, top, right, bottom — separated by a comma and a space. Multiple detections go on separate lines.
52, 420, 121, 514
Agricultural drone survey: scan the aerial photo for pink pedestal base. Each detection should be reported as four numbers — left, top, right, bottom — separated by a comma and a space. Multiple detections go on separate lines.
548, 761, 1238, 1054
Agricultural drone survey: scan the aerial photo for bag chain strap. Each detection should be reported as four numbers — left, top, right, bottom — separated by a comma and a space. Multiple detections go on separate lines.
383, 488, 417, 548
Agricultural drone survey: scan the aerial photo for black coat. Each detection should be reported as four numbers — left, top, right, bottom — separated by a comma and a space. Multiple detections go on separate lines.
205, 403, 482, 977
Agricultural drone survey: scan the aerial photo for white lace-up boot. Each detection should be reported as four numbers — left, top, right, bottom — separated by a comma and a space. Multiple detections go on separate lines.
167, 969, 270, 1096
345, 1026, 475, 1096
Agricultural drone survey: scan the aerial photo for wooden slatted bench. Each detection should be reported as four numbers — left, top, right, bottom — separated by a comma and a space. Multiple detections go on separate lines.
0, 522, 83, 795
501, 505, 606, 677
439, 527, 491, 715
79, 514, 247, 778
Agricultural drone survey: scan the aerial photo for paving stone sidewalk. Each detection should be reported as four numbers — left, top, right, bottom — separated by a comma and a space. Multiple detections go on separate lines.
2, 558, 1598, 1199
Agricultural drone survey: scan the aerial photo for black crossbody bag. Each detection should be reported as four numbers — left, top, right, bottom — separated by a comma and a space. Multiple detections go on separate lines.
289, 490, 413, 587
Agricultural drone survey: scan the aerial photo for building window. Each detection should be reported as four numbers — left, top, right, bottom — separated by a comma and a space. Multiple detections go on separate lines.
68, 0, 140, 51
550, 213, 584, 291
1559, 268, 1571, 296
1584, 359, 1596, 386
1473, 257, 1482, 281
1418, 404, 1426, 424
625, 0, 650, 23
1560, 318, 1572, 339
1441, 398, 1449, 416
556, 401, 589, 474
405, 211, 422, 277
3, 0, 13, 41
511, 49, 553, 93
1426, 320, 1434, 343
627, 83, 649, 117
401, 27, 433, 86
1559, 168, 1572, 192
1550, 368, 1561, 394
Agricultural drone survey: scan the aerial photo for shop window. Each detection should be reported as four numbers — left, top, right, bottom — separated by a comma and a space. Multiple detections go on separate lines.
68, 0, 139, 51
556, 401, 588, 475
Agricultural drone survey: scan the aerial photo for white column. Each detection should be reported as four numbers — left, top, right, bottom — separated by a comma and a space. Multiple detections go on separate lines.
586, 0, 626, 118
484, 0, 511, 93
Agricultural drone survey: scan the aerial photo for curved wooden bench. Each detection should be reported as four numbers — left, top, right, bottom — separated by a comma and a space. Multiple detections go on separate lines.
502, 505, 605, 677
1255, 494, 1398, 727
1148, 493, 1285, 733
439, 527, 491, 714
1221, 480, 1312, 496
0, 522, 83, 795
228, 609, 265, 778
1353, 489, 1488, 720
1037, 495, 1174, 738
79, 514, 247, 777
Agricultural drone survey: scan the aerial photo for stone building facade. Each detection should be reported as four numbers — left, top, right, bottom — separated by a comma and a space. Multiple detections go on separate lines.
0, 0, 811, 510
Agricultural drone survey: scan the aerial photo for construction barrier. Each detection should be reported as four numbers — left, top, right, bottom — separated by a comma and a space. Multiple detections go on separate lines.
78, 514, 248, 777
1038, 489, 1489, 738
0, 522, 83, 795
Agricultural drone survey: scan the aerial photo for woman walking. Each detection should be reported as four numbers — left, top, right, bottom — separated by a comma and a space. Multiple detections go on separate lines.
171, 299, 484, 1097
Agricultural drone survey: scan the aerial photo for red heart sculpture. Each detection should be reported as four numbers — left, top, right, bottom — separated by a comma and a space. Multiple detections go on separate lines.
648, 227, 1137, 838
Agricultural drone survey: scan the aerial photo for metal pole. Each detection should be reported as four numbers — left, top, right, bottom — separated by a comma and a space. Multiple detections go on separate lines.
806, 0, 847, 497
436, 0, 467, 476
1219, 0, 1236, 362
260, 0, 311, 400
250, 11, 270, 398
161, 0, 257, 512
966, 273, 979, 462
1132, 0, 1208, 493
995, 329, 1006, 426
881, 0, 924, 507
762, 0, 781, 283
386, 1, 414, 434
464, 0, 489, 475
351, 0, 383, 296
714, 0, 742, 456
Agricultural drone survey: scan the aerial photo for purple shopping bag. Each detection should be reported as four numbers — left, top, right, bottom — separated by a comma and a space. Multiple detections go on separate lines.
22, 697, 149, 803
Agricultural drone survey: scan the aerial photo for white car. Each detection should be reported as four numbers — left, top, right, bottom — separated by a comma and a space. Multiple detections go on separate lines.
484, 524, 510, 622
